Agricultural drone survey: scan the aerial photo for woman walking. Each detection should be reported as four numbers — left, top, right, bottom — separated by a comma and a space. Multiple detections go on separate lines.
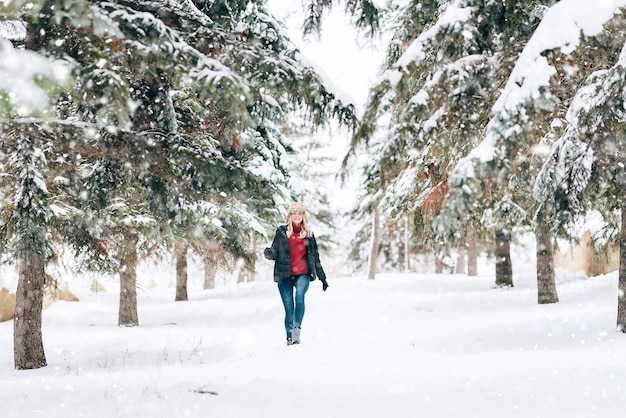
264, 202, 329, 345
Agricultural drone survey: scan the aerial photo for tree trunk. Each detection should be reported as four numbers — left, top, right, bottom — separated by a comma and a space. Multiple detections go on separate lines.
118, 231, 139, 327
14, 255, 47, 369
404, 214, 411, 272
248, 234, 256, 282
204, 260, 217, 289
456, 248, 466, 274
237, 267, 246, 283
435, 255, 444, 274
617, 189, 626, 331
467, 229, 478, 276
175, 242, 188, 301
367, 205, 381, 280
536, 219, 559, 304
495, 229, 513, 287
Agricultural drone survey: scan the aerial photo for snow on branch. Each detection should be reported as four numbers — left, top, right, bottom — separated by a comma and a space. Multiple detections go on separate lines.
532, 39, 626, 232
0, 20, 26, 40
0, 39, 68, 110
451, 0, 626, 183
565, 41, 626, 130
101, 2, 248, 99
381, 0, 472, 86
494, 0, 626, 114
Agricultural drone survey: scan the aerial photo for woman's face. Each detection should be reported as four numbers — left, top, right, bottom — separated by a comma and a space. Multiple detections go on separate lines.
291, 212, 303, 225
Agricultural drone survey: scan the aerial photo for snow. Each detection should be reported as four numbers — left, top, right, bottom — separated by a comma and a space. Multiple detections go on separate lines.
2, 3, 626, 415
449, 0, 626, 185
395, 1, 471, 70
565, 40, 626, 128
0, 39, 59, 109
494, 0, 626, 113
2, 253, 626, 417
0, 20, 26, 40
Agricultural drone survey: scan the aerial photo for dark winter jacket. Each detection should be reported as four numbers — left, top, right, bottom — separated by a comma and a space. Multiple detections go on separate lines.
264, 225, 327, 283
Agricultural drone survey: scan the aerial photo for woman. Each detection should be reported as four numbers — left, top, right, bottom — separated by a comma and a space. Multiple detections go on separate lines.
264, 202, 329, 345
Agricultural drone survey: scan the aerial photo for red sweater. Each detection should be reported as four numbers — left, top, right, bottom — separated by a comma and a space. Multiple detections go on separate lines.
289, 225, 308, 276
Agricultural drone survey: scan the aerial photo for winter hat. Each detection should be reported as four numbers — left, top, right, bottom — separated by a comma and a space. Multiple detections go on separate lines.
287, 202, 305, 214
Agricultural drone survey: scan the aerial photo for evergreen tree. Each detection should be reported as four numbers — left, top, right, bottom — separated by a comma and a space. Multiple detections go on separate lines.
0, 0, 358, 368
442, 2, 625, 299
347, 0, 554, 279
535, 37, 626, 326
301, 0, 381, 39
1, 133, 51, 369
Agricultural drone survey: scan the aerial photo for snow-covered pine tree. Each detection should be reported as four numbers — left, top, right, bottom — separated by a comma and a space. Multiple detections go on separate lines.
0, 133, 51, 369
1, 15, 64, 365
535, 32, 626, 326
442, 1, 625, 301
190, 1, 361, 282
1, 0, 358, 368
521, 21, 624, 303
348, 0, 555, 280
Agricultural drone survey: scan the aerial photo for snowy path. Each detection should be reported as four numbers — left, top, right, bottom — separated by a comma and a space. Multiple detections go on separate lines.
1, 270, 626, 417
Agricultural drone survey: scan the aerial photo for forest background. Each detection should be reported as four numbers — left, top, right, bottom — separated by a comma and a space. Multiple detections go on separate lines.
0, 0, 625, 376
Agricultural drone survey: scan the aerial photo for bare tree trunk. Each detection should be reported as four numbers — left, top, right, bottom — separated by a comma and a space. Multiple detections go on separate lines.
14, 255, 47, 369
248, 234, 256, 282
456, 248, 466, 274
204, 260, 217, 289
404, 214, 411, 272
367, 205, 381, 280
617, 189, 626, 331
175, 242, 188, 301
118, 231, 139, 327
435, 255, 444, 274
495, 229, 513, 287
536, 219, 559, 304
467, 229, 478, 276
236, 265, 246, 283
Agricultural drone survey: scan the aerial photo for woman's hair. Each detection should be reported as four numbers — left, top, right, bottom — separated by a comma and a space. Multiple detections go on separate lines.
286, 202, 312, 238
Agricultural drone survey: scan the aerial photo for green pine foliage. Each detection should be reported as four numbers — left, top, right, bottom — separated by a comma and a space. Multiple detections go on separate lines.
0, 134, 51, 263
302, 0, 381, 39
0, 0, 365, 366
442, 3, 623, 226
0, 0, 358, 272
535, 34, 626, 245
347, 0, 554, 268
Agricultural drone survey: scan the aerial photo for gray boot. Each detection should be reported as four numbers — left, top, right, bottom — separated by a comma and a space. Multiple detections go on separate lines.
291, 327, 301, 344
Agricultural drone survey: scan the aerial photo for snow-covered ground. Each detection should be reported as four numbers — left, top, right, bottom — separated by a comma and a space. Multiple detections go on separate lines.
1, 257, 625, 418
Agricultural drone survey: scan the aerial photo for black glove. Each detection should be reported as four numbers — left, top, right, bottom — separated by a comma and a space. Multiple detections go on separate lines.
321, 279, 329, 292
263, 247, 276, 260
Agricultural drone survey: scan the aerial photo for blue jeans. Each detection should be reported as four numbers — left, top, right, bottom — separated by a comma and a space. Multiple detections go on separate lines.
277, 274, 310, 339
